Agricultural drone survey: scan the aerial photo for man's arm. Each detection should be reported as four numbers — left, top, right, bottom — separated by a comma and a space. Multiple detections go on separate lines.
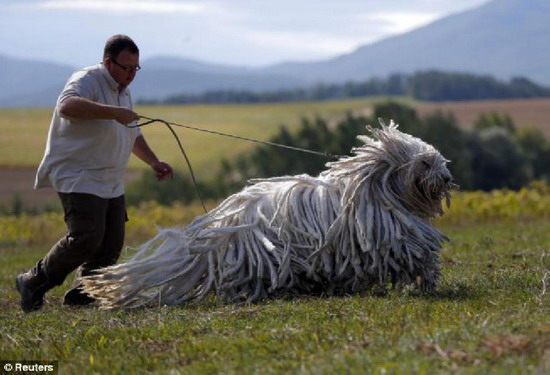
59, 97, 139, 125
133, 135, 174, 181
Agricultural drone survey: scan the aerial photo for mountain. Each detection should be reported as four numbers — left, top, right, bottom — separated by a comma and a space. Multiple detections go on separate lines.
131, 56, 306, 101
0, 0, 548, 106
264, 0, 550, 85
0, 55, 73, 106
0, 55, 304, 106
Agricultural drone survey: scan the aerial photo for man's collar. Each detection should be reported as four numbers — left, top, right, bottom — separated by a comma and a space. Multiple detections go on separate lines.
99, 63, 123, 92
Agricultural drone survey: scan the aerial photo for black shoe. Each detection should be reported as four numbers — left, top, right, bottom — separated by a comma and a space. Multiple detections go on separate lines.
15, 273, 47, 313
63, 286, 96, 306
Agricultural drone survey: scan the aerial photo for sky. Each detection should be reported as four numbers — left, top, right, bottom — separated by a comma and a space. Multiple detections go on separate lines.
0, 0, 491, 68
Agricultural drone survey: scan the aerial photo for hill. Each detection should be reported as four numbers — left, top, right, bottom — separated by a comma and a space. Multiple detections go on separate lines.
265, 0, 549, 85
0, 0, 548, 106
131, 56, 306, 100
0, 55, 72, 107
0, 55, 304, 107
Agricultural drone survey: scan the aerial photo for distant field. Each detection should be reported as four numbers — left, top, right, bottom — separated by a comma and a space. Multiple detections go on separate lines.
2, 97, 550, 170
2, 97, 550, 208
416, 98, 550, 137
0, 98, 390, 170
0, 97, 394, 208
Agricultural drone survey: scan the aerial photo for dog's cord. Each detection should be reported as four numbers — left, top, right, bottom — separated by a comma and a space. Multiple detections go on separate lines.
128, 116, 340, 212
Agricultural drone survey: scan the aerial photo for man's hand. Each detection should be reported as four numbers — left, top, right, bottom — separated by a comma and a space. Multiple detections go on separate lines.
113, 107, 140, 125
132, 135, 172, 180
151, 161, 174, 181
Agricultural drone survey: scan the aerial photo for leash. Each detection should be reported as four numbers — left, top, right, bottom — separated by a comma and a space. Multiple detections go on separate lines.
128, 116, 340, 212
135, 116, 338, 159
128, 117, 207, 213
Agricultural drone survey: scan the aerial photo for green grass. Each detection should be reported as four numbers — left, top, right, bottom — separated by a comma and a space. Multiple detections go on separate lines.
1, 218, 548, 374
0, 98, 404, 175
1, 101, 549, 373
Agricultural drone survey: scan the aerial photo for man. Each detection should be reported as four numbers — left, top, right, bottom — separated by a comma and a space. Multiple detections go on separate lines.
15, 34, 174, 312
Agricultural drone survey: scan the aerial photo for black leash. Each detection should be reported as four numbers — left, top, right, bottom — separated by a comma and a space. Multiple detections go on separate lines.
136, 116, 338, 160
129, 116, 340, 212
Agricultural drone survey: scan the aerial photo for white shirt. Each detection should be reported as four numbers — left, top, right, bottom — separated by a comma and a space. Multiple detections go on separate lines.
34, 64, 142, 198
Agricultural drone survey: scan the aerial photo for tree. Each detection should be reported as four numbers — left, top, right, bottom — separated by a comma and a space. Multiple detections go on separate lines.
421, 111, 474, 189
468, 128, 529, 190
372, 101, 423, 136
516, 127, 550, 182
474, 112, 516, 134
129, 101, 548, 206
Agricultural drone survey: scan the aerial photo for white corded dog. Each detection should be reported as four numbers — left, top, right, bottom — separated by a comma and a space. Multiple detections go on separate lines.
83, 120, 455, 308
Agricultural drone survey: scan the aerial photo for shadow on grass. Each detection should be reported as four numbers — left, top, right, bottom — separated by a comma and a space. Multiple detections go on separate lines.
69, 281, 488, 314
410, 281, 487, 302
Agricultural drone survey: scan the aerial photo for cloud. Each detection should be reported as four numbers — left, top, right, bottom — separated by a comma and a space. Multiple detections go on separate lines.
217, 10, 440, 61
0, 0, 490, 67
35, 0, 207, 14
240, 29, 373, 59
356, 11, 441, 34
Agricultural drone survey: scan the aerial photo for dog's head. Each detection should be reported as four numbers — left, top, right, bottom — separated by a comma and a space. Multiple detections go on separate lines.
402, 146, 454, 218
327, 119, 455, 218
369, 119, 455, 218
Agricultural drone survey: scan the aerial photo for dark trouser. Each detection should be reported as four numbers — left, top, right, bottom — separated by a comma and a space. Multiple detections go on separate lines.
29, 193, 127, 291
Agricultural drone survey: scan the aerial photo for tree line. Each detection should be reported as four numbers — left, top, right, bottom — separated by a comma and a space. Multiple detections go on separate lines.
138, 71, 550, 105
126, 101, 550, 206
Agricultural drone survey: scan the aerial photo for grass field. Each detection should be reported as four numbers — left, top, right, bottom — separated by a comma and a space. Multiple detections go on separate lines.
1, 189, 549, 374
3, 97, 550, 171
416, 98, 550, 138
0, 98, 392, 210
2, 99, 550, 374
3, 96, 550, 210
0, 98, 394, 172
0, 97, 388, 209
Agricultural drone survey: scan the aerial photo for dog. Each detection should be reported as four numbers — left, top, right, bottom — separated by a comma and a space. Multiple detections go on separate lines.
83, 120, 455, 308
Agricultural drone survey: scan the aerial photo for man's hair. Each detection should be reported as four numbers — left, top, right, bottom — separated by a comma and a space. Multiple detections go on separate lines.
103, 35, 139, 60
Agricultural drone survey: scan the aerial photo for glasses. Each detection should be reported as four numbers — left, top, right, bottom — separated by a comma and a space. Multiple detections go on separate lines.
111, 59, 141, 73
